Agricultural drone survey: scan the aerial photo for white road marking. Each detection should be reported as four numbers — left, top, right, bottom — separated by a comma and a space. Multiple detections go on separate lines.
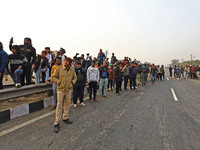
171, 88, 178, 101
0, 97, 89, 137
0, 111, 55, 137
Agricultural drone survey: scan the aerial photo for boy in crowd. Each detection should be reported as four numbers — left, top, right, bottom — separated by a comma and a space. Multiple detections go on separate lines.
34, 51, 50, 84
87, 61, 99, 102
98, 62, 109, 98
50, 57, 62, 110
114, 62, 122, 95
7, 45, 29, 87
73, 61, 86, 107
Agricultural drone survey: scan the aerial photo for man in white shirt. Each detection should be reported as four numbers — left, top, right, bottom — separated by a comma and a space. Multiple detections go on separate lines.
87, 61, 99, 103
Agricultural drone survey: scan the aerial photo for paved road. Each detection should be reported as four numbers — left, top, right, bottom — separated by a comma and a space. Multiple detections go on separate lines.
0, 77, 200, 150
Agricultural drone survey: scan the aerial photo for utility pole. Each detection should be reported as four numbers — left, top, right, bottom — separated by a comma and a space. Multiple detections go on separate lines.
190, 54, 193, 61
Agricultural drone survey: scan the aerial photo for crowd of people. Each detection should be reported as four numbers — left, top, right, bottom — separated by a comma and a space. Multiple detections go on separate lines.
1, 37, 199, 133
169, 65, 200, 79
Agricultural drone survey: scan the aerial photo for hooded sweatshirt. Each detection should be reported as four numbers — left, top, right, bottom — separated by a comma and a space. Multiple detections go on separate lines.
87, 66, 99, 82
0, 49, 8, 73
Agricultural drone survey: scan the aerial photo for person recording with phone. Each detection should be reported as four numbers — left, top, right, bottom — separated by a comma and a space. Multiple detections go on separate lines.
9, 37, 36, 86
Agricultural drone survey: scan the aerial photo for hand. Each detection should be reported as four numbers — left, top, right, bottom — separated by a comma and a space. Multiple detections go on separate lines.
9, 37, 13, 45
18, 65, 22, 69
45, 68, 47, 72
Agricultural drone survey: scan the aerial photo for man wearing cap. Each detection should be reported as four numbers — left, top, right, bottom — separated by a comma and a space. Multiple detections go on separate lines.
58, 47, 67, 64
7, 45, 29, 88
9, 37, 36, 86
52, 57, 77, 133
0, 42, 8, 90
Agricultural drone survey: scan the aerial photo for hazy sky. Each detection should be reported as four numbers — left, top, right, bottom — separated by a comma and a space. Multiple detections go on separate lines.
1, 0, 200, 65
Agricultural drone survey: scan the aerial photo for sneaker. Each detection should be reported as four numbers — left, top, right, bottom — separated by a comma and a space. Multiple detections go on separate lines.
54, 123, 60, 133
79, 102, 86, 107
73, 104, 77, 108
135, 86, 137, 89
103, 95, 108, 98
89, 100, 93, 103
94, 99, 98, 102
15, 83, 21, 88
98, 96, 102, 98
63, 119, 73, 124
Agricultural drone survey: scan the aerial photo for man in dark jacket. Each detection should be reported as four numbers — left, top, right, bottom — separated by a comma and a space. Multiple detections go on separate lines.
9, 37, 36, 86
73, 61, 86, 108
8, 45, 29, 88
114, 62, 122, 95
34, 51, 49, 84
0, 42, 8, 90
129, 63, 137, 89
80, 54, 86, 69
111, 53, 117, 65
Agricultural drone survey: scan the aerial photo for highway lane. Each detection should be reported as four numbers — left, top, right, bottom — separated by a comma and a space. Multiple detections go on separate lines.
0, 77, 200, 150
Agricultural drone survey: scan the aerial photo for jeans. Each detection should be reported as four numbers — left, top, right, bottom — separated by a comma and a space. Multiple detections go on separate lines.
52, 83, 57, 106
141, 73, 145, 85
99, 78, 108, 96
21, 64, 31, 86
151, 73, 156, 83
130, 74, 137, 89
36, 68, 49, 84
169, 71, 172, 77
115, 77, 122, 94
0, 72, 4, 90
107, 80, 113, 89
124, 75, 129, 90
11, 69, 24, 84
89, 81, 97, 100
184, 72, 189, 79
73, 82, 85, 104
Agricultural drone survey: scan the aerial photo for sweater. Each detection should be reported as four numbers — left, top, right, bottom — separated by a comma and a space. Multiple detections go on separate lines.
8, 54, 29, 73
87, 66, 99, 82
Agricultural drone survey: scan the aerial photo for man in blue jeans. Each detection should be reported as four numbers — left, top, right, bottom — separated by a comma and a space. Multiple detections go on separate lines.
0, 42, 8, 90
98, 62, 109, 98
50, 57, 62, 110
150, 64, 157, 84
34, 51, 50, 84
8, 45, 29, 88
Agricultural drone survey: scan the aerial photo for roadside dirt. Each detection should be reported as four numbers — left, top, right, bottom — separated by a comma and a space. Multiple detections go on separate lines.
0, 93, 51, 111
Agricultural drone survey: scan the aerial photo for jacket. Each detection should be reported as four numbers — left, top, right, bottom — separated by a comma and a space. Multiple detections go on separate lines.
87, 66, 99, 82
99, 66, 109, 79
10, 45, 36, 65
129, 66, 137, 75
52, 65, 77, 92
8, 54, 29, 73
114, 67, 122, 79
0, 49, 8, 73
34, 55, 49, 72
123, 66, 129, 76
74, 67, 86, 84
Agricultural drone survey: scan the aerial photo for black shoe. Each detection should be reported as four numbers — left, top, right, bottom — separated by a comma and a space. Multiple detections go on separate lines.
54, 123, 60, 133
63, 119, 73, 124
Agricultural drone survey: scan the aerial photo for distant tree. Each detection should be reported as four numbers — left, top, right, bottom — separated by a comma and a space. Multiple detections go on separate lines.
171, 59, 179, 66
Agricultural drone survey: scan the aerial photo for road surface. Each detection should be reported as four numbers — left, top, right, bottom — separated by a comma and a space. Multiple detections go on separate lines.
0, 77, 200, 150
